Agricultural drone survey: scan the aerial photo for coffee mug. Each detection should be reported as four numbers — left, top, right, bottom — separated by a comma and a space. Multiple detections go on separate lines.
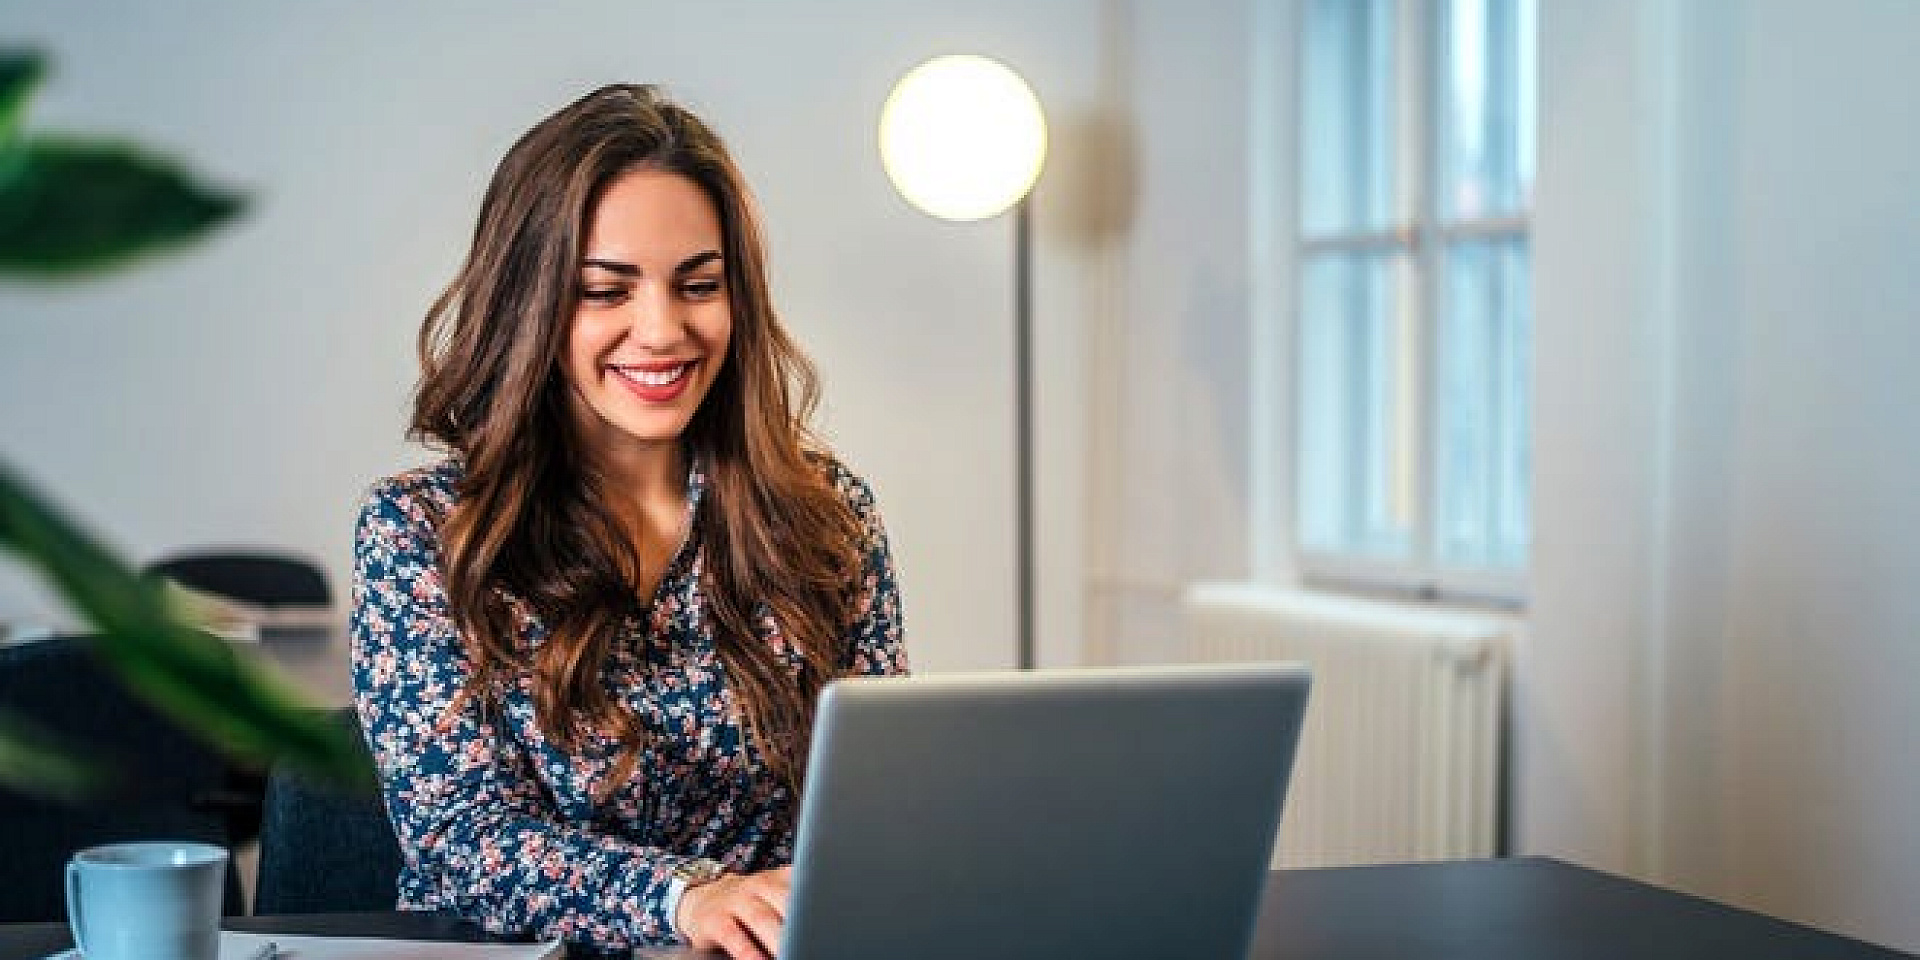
65, 841, 228, 960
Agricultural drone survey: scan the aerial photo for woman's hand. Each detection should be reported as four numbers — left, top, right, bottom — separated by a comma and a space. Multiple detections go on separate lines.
676, 866, 792, 959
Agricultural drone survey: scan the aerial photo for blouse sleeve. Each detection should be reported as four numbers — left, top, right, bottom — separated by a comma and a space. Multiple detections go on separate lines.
349, 483, 693, 950
833, 467, 909, 677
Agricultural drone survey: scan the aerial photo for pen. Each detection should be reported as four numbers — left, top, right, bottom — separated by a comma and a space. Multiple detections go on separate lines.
242, 941, 277, 960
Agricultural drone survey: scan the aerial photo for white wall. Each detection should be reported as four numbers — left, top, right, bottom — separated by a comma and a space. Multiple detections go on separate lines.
1531, 0, 1920, 950
0, 0, 1105, 675
1526, 0, 1675, 887
1083, 0, 1263, 666
1664, 0, 1920, 944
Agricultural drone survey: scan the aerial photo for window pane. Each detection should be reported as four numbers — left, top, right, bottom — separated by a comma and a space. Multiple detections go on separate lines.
1298, 251, 1417, 559
1435, 238, 1531, 567
1300, 0, 1402, 236
1438, 0, 1536, 220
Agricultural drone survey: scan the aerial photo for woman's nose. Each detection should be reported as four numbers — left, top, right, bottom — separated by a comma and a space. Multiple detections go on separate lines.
624, 283, 683, 348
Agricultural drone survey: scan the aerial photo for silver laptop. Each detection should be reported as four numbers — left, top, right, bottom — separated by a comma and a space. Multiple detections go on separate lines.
781, 662, 1312, 960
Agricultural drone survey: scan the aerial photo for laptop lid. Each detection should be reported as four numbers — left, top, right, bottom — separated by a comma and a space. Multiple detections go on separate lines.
782, 662, 1311, 960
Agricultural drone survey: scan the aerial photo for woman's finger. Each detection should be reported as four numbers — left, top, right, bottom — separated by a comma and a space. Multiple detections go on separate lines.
712, 915, 770, 960
735, 897, 785, 956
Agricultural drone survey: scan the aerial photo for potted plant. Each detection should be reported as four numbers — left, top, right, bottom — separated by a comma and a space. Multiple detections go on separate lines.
0, 49, 368, 794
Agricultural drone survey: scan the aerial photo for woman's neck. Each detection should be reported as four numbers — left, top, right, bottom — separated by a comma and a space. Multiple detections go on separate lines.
591, 439, 691, 572
591, 438, 687, 505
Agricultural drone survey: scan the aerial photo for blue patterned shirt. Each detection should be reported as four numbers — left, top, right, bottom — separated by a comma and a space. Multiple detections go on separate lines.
349, 455, 907, 952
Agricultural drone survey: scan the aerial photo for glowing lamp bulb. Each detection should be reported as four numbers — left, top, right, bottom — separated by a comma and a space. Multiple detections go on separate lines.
879, 55, 1048, 221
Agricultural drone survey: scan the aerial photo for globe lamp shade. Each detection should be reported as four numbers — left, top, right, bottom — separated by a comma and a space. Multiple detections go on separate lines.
879, 55, 1047, 221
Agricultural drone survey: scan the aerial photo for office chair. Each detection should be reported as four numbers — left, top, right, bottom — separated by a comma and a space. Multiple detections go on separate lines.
253, 709, 403, 914
143, 550, 332, 609
0, 636, 245, 921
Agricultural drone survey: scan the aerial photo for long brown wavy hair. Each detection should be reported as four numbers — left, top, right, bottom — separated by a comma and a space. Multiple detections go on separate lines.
410, 84, 863, 793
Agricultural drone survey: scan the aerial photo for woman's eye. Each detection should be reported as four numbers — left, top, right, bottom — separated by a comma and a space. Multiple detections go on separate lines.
580, 287, 626, 304
681, 279, 723, 300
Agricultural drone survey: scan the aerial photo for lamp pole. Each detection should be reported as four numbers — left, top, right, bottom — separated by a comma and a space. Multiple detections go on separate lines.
1013, 198, 1035, 671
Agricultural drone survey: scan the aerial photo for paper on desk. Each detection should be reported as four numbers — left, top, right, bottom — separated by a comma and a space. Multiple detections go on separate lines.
44, 931, 563, 960
221, 932, 564, 959
160, 582, 342, 643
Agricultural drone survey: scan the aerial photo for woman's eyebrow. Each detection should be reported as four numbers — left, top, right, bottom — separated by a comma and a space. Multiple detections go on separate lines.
582, 258, 640, 277
579, 250, 722, 278
673, 250, 723, 275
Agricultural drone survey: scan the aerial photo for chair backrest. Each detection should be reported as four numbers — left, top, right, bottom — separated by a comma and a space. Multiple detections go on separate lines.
254, 709, 403, 914
145, 551, 332, 608
0, 636, 244, 921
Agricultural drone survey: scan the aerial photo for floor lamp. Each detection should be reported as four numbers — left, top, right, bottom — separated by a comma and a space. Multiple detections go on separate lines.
879, 55, 1047, 670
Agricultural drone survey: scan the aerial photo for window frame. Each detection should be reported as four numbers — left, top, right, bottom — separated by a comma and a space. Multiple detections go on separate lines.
1289, 0, 1533, 608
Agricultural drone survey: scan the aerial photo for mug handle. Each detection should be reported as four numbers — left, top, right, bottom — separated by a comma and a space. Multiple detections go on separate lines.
64, 859, 89, 958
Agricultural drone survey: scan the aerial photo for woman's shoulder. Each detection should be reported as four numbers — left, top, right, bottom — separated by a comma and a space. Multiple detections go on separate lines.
804, 448, 878, 511
359, 457, 465, 531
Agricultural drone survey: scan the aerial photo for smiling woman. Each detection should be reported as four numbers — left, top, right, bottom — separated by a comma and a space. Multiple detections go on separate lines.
350, 85, 908, 959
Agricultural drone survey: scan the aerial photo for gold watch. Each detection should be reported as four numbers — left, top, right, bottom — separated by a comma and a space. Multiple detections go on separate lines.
671, 857, 726, 887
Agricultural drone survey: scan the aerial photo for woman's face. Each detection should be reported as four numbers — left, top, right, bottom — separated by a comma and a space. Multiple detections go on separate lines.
564, 169, 733, 463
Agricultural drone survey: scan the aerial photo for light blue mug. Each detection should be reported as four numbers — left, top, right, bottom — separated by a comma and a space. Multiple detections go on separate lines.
65, 841, 228, 960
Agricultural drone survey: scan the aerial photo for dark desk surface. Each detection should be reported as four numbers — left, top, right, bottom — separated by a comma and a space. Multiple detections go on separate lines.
1251, 857, 1910, 959
2, 857, 1909, 960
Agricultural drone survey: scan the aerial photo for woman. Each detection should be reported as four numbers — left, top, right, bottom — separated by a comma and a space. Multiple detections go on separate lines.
350, 84, 908, 959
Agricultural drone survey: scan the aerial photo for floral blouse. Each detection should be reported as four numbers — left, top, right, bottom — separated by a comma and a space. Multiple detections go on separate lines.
349, 455, 908, 953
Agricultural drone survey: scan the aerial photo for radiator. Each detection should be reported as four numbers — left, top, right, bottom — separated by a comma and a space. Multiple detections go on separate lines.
1181, 583, 1510, 869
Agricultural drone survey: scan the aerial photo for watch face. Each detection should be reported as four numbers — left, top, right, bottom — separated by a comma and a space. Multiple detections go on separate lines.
675, 858, 724, 884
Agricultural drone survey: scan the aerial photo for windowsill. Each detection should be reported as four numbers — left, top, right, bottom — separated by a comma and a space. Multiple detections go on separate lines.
1297, 570, 1528, 615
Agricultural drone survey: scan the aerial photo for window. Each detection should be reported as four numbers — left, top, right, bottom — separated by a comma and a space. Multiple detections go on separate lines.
1294, 0, 1535, 600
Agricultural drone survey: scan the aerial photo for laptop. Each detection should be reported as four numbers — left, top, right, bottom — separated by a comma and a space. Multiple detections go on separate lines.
780, 662, 1312, 960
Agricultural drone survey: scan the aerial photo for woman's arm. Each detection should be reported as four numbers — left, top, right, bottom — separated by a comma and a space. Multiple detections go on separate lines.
670, 463, 907, 959
350, 482, 694, 950
833, 467, 909, 677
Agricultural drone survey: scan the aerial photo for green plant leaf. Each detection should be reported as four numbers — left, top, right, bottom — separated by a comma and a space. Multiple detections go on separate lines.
0, 49, 44, 146
0, 710, 103, 799
0, 137, 245, 277
0, 462, 373, 791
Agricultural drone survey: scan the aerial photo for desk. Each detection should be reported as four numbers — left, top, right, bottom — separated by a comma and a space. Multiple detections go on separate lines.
245, 624, 354, 709
1248, 857, 1910, 959
0, 910, 485, 960
0, 858, 1908, 959
0, 625, 355, 710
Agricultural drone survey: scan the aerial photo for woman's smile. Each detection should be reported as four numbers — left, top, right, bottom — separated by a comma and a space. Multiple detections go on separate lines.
611, 360, 699, 402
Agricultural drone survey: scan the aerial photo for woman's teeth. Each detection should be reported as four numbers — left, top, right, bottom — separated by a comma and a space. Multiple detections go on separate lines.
617, 363, 688, 386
